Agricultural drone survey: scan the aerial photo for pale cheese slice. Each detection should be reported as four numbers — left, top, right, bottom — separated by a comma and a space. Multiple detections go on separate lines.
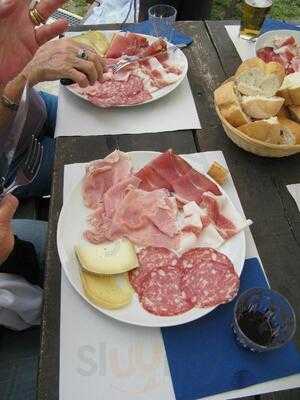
75, 238, 139, 275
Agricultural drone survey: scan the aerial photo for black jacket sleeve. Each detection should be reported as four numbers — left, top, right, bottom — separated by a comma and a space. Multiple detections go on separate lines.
0, 236, 42, 287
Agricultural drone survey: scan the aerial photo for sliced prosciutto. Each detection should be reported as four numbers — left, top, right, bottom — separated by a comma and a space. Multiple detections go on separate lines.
82, 150, 131, 209
106, 33, 148, 58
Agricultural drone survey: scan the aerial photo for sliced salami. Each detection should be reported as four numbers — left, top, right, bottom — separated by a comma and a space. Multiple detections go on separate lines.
177, 247, 232, 270
128, 247, 178, 295
140, 267, 193, 316
181, 260, 239, 308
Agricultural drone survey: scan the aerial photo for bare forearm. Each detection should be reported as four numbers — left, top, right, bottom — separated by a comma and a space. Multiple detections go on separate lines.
0, 73, 27, 130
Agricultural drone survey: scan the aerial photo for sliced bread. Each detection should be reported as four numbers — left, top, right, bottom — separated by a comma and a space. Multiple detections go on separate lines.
239, 117, 296, 145
235, 57, 285, 97
241, 95, 285, 119
214, 81, 251, 127
277, 72, 300, 105
277, 117, 300, 144
288, 105, 300, 122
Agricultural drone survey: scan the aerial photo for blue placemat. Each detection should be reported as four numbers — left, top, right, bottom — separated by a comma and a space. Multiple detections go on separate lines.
122, 20, 193, 47
161, 258, 300, 400
261, 18, 300, 34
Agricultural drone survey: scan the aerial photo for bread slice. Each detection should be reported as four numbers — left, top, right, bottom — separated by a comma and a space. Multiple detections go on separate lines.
288, 105, 300, 122
277, 72, 300, 105
239, 117, 296, 145
235, 57, 285, 97
73, 31, 110, 56
214, 81, 251, 127
278, 117, 300, 144
207, 162, 228, 185
80, 269, 133, 309
241, 95, 285, 119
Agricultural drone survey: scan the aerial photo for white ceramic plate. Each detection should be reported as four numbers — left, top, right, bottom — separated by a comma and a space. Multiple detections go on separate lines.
57, 151, 246, 327
255, 29, 300, 56
66, 30, 188, 107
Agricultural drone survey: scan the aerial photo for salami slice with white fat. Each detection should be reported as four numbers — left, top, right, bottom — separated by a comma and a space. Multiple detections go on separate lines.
128, 247, 178, 295
177, 247, 232, 270
140, 267, 193, 316
181, 259, 239, 308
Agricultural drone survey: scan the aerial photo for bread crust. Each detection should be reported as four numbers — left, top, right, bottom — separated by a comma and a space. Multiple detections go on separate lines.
278, 117, 300, 144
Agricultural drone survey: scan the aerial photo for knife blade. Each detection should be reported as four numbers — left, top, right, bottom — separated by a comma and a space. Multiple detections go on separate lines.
0, 83, 29, 193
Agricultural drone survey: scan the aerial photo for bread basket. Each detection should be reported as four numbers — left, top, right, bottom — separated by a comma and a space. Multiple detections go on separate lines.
215, 79, 300, 158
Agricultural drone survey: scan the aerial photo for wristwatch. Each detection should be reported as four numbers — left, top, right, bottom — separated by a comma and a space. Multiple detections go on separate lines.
0, 94, 19, 111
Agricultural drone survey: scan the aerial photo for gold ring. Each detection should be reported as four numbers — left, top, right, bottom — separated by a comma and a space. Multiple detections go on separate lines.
33, 7, 46, 24
29, 9, 40, 26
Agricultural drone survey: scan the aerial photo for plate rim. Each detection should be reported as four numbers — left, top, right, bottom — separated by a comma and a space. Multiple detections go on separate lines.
57, 150, 246, 327
64, 30, 188, 108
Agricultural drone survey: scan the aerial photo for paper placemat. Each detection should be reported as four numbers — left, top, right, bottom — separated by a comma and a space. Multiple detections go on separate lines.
55, 77, 200, 137
225, 25, 255, 61
59, 151, 300, 400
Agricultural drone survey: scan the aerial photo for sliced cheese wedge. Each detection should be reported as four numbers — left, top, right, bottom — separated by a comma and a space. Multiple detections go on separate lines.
75, 238, 139, 275
80, 270, 133, 309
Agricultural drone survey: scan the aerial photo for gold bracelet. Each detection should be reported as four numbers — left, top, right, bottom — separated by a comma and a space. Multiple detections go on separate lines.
0, 94, 19, 111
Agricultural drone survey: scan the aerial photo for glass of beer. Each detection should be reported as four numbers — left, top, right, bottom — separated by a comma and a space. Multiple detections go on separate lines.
240, 0, 272, 40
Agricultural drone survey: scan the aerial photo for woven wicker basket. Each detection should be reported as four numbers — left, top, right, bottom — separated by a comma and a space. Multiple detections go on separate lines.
214, 80, 300, 158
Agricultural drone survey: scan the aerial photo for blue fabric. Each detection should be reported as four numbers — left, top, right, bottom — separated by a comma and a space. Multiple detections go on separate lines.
14, 92, 57, 198
261, 18, 300, 34
122, 20, 192, 46
161, 258, 300, 400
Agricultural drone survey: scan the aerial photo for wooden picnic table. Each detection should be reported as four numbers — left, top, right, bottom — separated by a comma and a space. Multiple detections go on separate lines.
37, 20, 300, 400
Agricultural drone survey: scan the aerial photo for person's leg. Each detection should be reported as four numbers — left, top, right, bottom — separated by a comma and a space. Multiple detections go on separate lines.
0, 220, 47, 400
39, 91, 58, 138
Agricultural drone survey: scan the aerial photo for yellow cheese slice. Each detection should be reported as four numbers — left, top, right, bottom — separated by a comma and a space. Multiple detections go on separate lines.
73, 31, 110, 56
80, 270, 133, 309
75, 239, 139, 275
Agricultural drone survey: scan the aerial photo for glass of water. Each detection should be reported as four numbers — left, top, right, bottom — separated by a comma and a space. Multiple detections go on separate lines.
148, 4, 177, 42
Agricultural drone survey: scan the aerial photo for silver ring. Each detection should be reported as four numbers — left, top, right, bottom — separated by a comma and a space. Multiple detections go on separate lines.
77, 48, 89, 60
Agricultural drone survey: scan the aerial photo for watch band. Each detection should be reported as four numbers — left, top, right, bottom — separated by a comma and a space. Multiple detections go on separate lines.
0, 94, 19, 111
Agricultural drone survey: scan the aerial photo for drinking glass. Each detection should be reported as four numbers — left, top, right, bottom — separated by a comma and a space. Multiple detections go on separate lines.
232, 287, 296, 352
148, 4, 177, 42
240, 0, 272, 40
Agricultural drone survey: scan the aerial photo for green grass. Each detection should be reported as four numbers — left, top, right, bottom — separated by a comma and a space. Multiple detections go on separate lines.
63, 0, 300, 21
211, 0, 300, 21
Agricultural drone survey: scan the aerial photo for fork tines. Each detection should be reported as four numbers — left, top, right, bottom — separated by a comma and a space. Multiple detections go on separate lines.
24, 136, 43, 178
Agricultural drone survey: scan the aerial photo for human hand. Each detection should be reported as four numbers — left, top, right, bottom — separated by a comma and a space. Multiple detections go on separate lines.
0, 0, 69, 85
21, 38, 104, 87
0, 195, 18, 265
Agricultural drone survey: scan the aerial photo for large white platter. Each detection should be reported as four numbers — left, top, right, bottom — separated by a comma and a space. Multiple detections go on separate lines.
66, 30, 188, 107
57, 151, 246, 327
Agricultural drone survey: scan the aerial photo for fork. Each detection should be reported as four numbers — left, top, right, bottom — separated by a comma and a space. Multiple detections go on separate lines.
111, 43, 186, 74
0, 136, 43, 200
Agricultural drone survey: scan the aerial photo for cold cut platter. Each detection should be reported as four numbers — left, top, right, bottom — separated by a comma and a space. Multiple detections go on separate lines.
57, 151, 250, 327
65, 31, 188, 107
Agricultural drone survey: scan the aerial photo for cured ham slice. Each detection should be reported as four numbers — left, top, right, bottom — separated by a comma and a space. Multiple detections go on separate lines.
106, 33, 148, 58
274, 36, 296, 48
136, 165, 173, 191
82, 150, 132, 209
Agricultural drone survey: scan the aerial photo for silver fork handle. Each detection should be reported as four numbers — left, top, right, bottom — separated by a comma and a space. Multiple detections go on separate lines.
0, 181, 18, 200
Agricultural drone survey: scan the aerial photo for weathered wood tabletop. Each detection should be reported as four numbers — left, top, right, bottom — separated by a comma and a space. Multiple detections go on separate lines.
37, 20, 300, 400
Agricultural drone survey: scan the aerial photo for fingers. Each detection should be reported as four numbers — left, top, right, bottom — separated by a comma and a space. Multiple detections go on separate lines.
87, 52, 104, 81
74, 59, 98, 85
36, 0, 66, 20
66, 69, 89, 88
35, 19, 69, 45
0, 0, 15, 19
0, 195, 18, 223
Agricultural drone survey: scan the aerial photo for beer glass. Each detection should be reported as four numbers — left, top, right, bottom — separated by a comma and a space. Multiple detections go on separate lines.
240, 0, 272, 40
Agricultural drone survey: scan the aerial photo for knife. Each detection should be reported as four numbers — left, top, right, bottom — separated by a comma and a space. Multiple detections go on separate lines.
0, 83, 29, 194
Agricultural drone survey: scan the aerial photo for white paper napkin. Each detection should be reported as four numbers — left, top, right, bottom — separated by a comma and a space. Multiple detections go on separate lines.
57, 151, 300, 400
287, 184, 300, 212
55, 77, 200, 137
225, 25, 256, 61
